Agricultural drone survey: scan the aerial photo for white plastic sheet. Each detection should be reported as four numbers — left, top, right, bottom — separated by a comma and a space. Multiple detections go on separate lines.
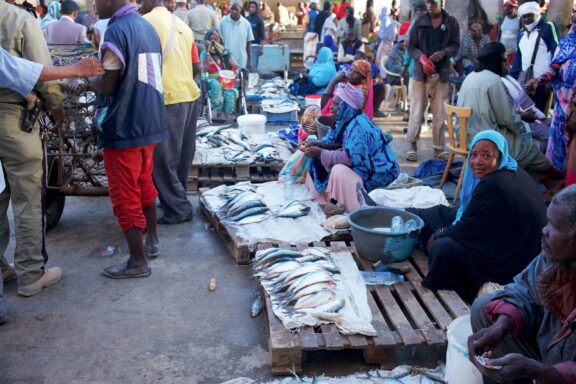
202, 181, 330, 244
265, 249, 377, 336
368, 186, 450, 209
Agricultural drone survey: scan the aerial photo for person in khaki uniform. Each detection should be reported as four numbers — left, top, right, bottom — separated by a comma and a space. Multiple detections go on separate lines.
0, 0, 65, 297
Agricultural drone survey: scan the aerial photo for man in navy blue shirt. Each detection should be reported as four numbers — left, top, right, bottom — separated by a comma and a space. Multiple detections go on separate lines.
246, 0, 265, 73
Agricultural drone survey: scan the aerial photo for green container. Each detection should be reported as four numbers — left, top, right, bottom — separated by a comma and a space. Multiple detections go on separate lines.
348, 207, 424, 263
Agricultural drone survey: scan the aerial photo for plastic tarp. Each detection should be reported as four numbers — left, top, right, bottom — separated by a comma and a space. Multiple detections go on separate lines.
368, 186, 450, 209
263, 248, 377, 336
201, 181, 331, 244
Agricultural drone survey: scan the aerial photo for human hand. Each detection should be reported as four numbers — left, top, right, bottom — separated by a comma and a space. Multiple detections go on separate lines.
520, 109, 537, 123
258, 46, 264, 56
335, 71, 348, 83
73, 58, 105, 77
419, 55, 436, 76
429, 50, 446, 63
468, 318, 511, 365
525, 79, 539, 95
479, 353, 540, 383
304, 140, 322, 149
50, 109, 65, 131
205, 41, 212, 52
304, 145, 323, 158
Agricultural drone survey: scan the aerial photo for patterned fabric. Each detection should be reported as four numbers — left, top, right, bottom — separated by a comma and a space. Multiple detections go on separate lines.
307, 100, 399, 192
335, 82, 364, 110
299, 106, 321, 140
461, 33, 491, 62
455, 130, 518, 223
352, 59, 373, 118
545, 31, 576, 171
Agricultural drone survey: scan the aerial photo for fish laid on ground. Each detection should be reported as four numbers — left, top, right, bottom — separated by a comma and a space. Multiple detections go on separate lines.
276, 201, 311, 218
230, 206, 270, 222
236, 213, 270, 225
250, 294, 263, 317
294, 290, 335, 310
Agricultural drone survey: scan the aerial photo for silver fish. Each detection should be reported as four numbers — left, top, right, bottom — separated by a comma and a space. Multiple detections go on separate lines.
276, 201, 311, 218
252, 143, 275, 153
255, 260, 301, 279
268, 265, 325, 287
294, 290, 335, 310
284, 282, 336, 304
227, 197, 266, 215
254, 247, 284, 260
254, 249, 302, 267
230, 206, 270, 222
228, 135, 251, 151
224, 151, 250, 162
236, 213, 270, 225
311, 298, 345, 314
224, 192, 263, 209
285, 271, 333, 295
250, 294, 263, 317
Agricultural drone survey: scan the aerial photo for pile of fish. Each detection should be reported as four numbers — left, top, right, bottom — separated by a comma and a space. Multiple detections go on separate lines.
220, 185, 270, 224
197, 124, 252, 153
252, 143, 280, 162
250, 78, 291, 99
276, 200, 310, 219
252, 247, 345, 321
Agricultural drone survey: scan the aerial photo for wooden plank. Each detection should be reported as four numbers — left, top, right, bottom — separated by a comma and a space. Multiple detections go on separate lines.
392, 280, 446, 345
319, 324, 347, 349
264, 293, 303, 375
222, 167, 234, 183
411, 248, 470, 322
365, 291, 399, 346
236, 165, 250, 181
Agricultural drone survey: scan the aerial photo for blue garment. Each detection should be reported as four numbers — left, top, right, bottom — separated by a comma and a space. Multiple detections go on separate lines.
219, 15, 255, 69
455, 131, 518, 223
96, 4, 168, 149
308, 101, 399, 192
307, 9, 318, 33
0, 48, 42, 97
323, 35, 338, 53
308, 47, 336, 87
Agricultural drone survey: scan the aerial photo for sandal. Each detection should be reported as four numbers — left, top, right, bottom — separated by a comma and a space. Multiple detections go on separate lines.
435, 151, 450, 161
405, 151, 418, 162
103, 260, 151, 279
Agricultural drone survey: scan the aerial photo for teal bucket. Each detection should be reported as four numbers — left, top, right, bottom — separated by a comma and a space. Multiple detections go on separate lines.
348, 207, 424, 263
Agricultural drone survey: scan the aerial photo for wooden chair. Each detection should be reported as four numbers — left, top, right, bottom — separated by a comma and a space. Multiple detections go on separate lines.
441, 102, 473, 203
380, 55, 408, 112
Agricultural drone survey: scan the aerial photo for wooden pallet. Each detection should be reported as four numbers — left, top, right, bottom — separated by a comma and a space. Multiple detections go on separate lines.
188, 162, 283, 193
199, 193, 352, 264
261, 241, 470, 375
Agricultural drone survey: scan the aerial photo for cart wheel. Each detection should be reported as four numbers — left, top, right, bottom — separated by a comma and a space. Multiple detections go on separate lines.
45, 191, 65, 232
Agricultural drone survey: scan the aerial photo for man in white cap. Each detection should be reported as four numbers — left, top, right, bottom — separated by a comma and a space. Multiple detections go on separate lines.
172, 0, 189, 20
510, 0, 559, 112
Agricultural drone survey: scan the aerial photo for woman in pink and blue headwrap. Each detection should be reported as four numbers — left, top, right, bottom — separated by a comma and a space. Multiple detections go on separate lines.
304, 83, 399, 213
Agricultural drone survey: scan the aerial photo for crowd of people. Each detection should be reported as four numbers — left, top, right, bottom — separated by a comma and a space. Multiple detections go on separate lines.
1, 0, 576, 382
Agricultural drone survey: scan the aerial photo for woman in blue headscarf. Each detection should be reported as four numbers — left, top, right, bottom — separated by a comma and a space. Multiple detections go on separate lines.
408, 131, 547, 300
289, 47, 336, 96
303, 82, 399, 213
41, 1, 61, 30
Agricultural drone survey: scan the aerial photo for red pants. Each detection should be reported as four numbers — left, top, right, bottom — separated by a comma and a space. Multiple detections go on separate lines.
103, 145, 157, 232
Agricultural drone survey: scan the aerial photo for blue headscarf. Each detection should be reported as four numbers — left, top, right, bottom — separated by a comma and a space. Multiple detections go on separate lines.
308, 47, 337, 87
41, 2, 61, 30
454, 131, 518, 223
307, 99, 399, 192
323, 35, 338, 53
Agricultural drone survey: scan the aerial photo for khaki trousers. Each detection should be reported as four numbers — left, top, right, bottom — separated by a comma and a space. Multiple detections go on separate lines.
406, 76, 449, 150
0, 104, 45, 286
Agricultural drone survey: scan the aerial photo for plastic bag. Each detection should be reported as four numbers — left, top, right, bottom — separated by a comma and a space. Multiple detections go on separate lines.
279, 150, 308, 184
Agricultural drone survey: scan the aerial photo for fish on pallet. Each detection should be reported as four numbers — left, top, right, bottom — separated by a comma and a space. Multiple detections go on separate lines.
236, 213, 270, 225
276, 201, 311, 218
294, 289, 335, 310
224, 151, 251, 163
230, 206, 270, 222
228, 200, 267, 217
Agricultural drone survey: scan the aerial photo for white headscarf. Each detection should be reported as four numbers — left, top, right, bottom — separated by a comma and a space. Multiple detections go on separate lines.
379, 6, 390, 29
518, 1, 541, 31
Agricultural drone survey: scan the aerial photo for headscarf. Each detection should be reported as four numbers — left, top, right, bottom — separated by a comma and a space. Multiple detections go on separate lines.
518, 1, 541, 31
323, 35, 338, 52
41, 1, 61, 30
379, 6, 390, 29
503, 0, 517, 8
301, 106, 321, 135
308, 47, 337, 88
454, 131, 518, 223
477, 42, 506, 76
352, 59, 373, 118
307, 96, 399, 192
204, 28, 232, 70
335, 82, 364, 110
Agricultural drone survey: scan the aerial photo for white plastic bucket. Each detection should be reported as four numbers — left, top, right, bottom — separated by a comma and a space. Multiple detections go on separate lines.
237, 114, 266, 138
305, 94, 322, 107
445, 314, 483, 384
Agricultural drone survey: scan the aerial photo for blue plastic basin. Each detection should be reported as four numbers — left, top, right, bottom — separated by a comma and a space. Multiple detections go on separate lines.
348, 207, 424, 263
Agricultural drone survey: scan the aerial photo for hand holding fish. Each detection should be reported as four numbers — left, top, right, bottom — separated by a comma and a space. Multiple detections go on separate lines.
479, 353, 558, 383
468, 315, 512, 367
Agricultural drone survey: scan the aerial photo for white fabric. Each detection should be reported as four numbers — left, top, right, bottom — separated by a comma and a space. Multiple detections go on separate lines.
518, 2, 541, 18
518, 29, 551, 79
321, 14, 337, 42
201, 181, 331, 244
368, 186, 449, 209
0, 160, 4, 191
500, 16, 520, 53
263, 249, 377, 336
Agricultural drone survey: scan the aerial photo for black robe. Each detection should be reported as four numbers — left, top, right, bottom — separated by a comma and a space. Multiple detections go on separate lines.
410, 168, 547, 300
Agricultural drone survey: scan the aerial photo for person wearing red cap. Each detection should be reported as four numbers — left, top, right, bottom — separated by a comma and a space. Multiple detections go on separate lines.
497, 0, 520, 65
